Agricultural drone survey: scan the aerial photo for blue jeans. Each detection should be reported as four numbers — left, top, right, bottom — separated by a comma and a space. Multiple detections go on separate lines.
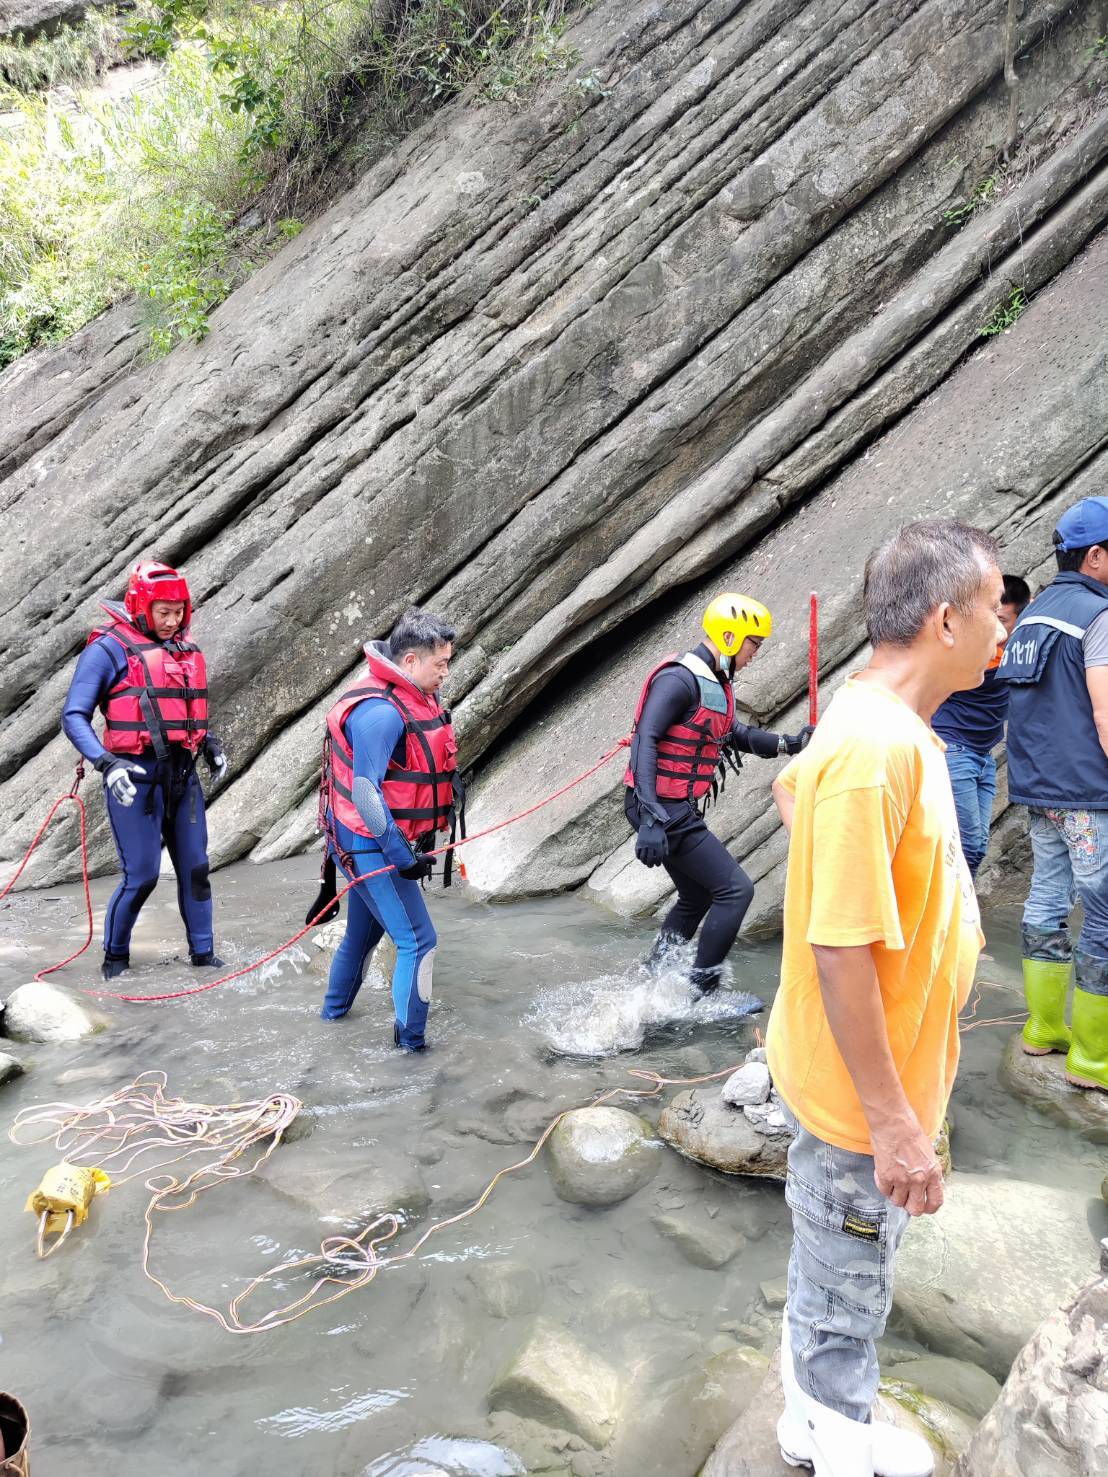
1024, 807, 1108, 992
783, 1116, 910, 1422
944, 746, 996, 877
321, 847, 437, 1047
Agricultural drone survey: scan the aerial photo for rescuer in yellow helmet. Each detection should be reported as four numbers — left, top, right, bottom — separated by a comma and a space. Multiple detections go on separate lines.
623, 593, 813, 992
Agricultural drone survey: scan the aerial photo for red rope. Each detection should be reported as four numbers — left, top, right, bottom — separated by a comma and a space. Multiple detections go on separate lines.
0, 766, 95, 983
76, 737, 632, 1004
808, 591, 819, 725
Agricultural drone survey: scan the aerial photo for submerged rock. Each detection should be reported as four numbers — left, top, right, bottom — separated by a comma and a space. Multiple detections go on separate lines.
652, 1211, 746, 1270
2, 982, 106, 1043
256, 1142, 429, 1227
893, 1172, 1105, 1379
488, 1321, 622, 1449
0, 1051, 26, 1085
999, 1035, 1108, 1139
545, 1106, 661, 1207
955, 1259, 1108, 1477
658, 1089, 788, 1181
361, 1435, 525, 1476
467, 1260, 544, 1320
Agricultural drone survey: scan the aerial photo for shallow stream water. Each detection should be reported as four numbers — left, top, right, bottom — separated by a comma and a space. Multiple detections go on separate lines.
0, 855, 1104, 1476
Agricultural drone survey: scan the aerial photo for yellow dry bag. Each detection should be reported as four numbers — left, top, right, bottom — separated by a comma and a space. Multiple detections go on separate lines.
25, 1162, 110, 1258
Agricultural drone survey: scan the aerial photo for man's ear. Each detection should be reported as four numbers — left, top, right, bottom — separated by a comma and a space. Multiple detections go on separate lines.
934, 601, 956, 649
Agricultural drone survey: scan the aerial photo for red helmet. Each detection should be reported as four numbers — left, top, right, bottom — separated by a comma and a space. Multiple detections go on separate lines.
124, 561, 192, 636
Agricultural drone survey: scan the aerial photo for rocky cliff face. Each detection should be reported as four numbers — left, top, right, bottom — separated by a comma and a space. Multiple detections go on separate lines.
2, 0, 1108, 910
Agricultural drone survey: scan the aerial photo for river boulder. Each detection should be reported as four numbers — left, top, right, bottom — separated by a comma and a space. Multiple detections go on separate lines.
659, 1088, 790, 1181
488, 1320, 623, 1449
999, 1035, 1108, 1140
545, 1105, 661, 1207
954, 1254, 1108, 1477
892, 1173, 1107, 1379
2, 982, 106, 1043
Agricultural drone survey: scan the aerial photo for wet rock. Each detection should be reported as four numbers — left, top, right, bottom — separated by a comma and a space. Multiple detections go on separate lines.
361, 1435, 525, 1476
71, 1368, 168, 1440
720, 1062, 771, 1108
742, 1097, 791, 1135
658, 1088, 788, 1181
935, 1118, 952, 1177
892, 1172, 1105, 1378
1103, 1173, 1108, 1206
488, 1321, 622, 1449
256, 1142, 429, 1227
703, 1353, 967, 1477
467, 1260, 544, 1320
883, 1355, 1001, 1421
2, 982, 106, 1043
0, 1051, 26, 1085
55, 1063, 127, 1088
759, 1277, 788, 1311
310, 921, 346, 952
999, 1035, 1108, 1140
878, 1382, 977, 1475
545, 1106, 661, 1207
652, 1211, 746, 1270
954, 1264, 1108, 1477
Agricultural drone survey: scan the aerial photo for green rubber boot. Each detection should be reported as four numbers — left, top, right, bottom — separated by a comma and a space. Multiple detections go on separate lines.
1065, 988, 1108, 1091
1021, 958, 1072, 1055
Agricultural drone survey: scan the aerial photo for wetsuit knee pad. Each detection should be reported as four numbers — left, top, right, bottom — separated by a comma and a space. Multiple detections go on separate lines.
190, 862, 211, 902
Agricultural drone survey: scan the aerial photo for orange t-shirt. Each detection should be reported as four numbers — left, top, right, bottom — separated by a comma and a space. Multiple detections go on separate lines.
765, 677, 982, 1155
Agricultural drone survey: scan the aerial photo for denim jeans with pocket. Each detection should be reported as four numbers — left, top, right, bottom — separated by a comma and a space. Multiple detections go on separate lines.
943, 745, 996, 878
783, 1115, 910, 1422
1024, 806, 1108, 990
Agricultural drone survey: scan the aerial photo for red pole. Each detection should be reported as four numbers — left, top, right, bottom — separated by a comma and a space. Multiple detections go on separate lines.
808, 592, 819, 724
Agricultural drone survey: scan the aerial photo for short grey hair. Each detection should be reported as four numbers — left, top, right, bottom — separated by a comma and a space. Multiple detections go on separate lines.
863, 520, 1000, 648
388, 607, 456, 659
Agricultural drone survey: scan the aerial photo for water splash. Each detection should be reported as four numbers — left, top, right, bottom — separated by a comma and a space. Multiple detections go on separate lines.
531, 954, 763, 1057
363, 1436, 525, 1476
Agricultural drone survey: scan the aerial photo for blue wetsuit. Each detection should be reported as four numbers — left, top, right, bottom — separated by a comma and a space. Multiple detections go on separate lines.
62, 638, 216, 961
321, 698, 438, 1049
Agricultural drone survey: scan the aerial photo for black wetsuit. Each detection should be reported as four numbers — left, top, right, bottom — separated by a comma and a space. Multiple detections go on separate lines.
625, 643, 789, 988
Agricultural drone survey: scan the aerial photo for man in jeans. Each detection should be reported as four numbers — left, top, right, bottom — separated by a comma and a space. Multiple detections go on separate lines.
768, 520, 1003, 1476
998, 497, 1108, 1093
932, 574, 1029, 877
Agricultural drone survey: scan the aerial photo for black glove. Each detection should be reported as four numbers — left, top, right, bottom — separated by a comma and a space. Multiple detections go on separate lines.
399, 856, 434, 883
202, 736, 228, 786
635, 816, 670, 868
784, 724, 816, 755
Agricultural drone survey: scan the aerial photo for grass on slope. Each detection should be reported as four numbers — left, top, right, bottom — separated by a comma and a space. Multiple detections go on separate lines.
0, 1, 580, 368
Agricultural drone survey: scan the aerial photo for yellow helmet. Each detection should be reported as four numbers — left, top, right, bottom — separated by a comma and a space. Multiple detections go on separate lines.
702, 592, 772, 655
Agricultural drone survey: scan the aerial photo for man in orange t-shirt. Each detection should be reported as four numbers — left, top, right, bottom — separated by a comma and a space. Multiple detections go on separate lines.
766, 520, 1004, 1477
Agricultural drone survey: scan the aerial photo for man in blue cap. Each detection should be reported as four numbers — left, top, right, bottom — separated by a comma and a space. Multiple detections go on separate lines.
997, 497, 1108, 1093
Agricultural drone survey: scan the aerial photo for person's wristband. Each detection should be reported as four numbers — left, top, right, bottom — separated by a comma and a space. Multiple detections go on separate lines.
777, 733, 789, 756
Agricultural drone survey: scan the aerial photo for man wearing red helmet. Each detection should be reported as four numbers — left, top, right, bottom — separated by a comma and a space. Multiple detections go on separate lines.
61, 562, 228, 979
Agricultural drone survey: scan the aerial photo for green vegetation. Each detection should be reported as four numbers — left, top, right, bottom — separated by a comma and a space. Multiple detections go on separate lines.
1091, 35, 1108, 62
981, 285, 1027, 338
0, 8, 128, 93
0, 2, 582, 368
942, 172, 999, 227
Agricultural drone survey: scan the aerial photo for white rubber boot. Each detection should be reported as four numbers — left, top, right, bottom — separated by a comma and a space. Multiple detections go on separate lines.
778, 1321, 934, 1477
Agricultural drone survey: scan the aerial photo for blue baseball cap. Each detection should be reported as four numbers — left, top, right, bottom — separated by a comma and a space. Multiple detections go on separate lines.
1054, 497, 1108, 552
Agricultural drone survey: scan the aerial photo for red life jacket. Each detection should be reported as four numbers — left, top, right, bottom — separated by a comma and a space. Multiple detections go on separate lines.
624, 651, 734, 801
321, 644, 458, 844
90, 603, 208, 758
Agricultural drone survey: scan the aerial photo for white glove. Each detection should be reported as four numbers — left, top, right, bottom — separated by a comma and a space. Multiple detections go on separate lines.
209, 753, 228, 784
103, 761, 145, 808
